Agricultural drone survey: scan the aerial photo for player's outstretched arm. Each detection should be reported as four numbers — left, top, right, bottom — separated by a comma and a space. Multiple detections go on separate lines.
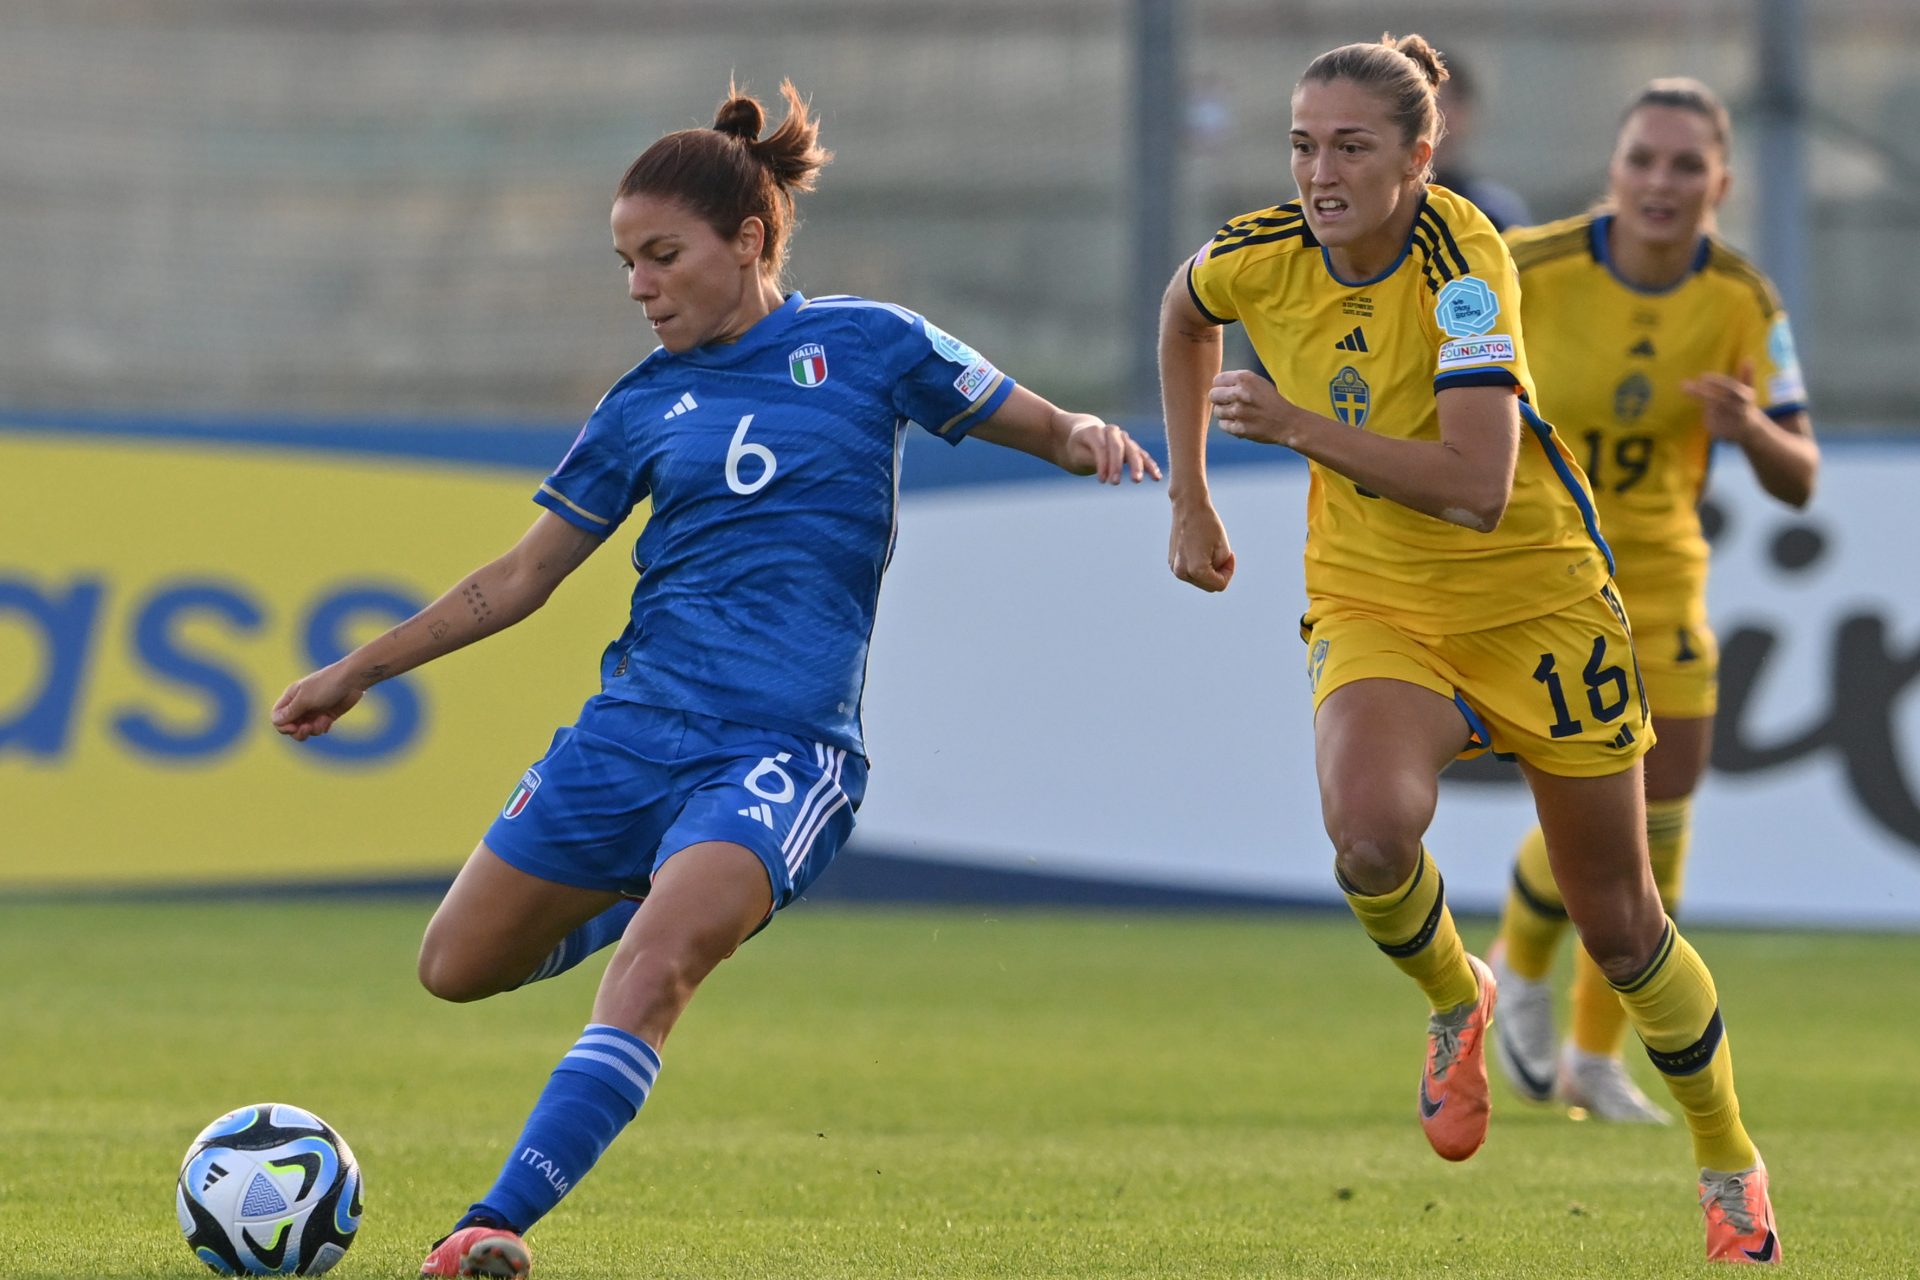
271, 512, 602, 740
1159, 265, 1235, 593
969, 385, 1162, 485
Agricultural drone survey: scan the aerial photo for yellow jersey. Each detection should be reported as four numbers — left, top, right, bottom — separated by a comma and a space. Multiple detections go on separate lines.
1504, 213, 1807, 620
1187, 185, 1610, 635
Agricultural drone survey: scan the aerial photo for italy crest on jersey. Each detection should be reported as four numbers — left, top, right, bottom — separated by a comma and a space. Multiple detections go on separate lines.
789, 343, 829, 387
502, 768, 541, 819
1330, 365, 1370, 427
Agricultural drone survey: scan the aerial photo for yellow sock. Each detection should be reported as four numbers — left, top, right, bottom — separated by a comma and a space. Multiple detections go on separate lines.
1496, 825, 1566, 981
1343, 846, 1479, 1012
1568, 945, 1625, 1056
1645, 796, 1693, 909
1612, 919, 1759, 1171
1571, 797, 1693, 1056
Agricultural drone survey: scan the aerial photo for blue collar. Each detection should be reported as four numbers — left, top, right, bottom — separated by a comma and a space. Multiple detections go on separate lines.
1319, 193, 1425, 288
1588, 215, 1710, 295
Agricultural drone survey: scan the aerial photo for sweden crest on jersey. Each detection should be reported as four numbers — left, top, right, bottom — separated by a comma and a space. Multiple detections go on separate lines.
1330, 365, 1370, 427
1613, 371, 1652, 422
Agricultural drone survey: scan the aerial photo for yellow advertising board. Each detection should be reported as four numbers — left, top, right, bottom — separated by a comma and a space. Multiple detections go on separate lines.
1, 425, 644, 889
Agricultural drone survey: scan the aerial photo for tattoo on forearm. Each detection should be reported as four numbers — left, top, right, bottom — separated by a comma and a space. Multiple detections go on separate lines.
360, 663, 390, 684
461, 582, 492, 623
428, 619, 451, 642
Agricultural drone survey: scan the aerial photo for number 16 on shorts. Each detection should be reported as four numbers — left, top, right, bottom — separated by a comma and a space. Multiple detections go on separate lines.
1509, 584, 1655, 771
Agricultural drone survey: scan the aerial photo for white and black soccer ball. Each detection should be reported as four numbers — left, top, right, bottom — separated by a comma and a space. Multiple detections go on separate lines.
176, 1103, 364, 1275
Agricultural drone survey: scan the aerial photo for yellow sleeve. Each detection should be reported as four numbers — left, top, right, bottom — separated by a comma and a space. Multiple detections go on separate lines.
1430, 217, 1528, 394
1185, 224, 1242, 325
1744, 295, 1809, 415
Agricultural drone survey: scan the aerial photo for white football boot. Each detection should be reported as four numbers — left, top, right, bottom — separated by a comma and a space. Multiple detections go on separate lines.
1487, 939, 1556, 1102
1556, 1045, 1674, 1124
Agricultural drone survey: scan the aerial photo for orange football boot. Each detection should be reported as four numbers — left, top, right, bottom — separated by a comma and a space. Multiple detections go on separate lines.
1701, 1157, 1781, 1265
1418, 953, 1498, 1161
419, 1225, 531, 1279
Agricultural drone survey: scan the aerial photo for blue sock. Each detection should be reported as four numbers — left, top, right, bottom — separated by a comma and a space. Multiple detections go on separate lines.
517, 900, 640, 987
457, 1024, 661, 1233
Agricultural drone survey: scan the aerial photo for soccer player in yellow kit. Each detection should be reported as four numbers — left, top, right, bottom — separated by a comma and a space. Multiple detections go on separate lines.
1487, 80, 1818, 1131
1160, 38, 1780, 1263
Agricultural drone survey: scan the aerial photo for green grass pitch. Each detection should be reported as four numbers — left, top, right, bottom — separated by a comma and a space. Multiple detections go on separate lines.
5, 899, 1917, 1278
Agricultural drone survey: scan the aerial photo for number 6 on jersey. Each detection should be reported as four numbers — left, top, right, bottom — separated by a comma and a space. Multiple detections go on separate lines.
726, 414, 777, 496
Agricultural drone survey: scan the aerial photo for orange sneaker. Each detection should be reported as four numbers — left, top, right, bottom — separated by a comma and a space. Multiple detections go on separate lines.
419, 1225, 531, 1278
1701, 1157, 1781, 1264
1418, 953, 1497, 1162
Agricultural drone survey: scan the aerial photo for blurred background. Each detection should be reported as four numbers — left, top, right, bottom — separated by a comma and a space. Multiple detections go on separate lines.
5, 0, 1917, 927
4, 0, 1915, 425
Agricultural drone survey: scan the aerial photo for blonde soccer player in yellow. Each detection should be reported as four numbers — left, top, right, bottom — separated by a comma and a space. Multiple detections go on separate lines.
1487, 80, 1818, 1132
1159, 36, 1780, 1264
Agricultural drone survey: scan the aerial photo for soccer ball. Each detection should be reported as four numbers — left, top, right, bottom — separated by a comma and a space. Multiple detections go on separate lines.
176, 1103, 364, 1275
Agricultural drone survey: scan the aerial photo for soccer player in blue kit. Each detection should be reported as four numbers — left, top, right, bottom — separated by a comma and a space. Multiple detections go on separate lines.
271, 81, 1160, 1279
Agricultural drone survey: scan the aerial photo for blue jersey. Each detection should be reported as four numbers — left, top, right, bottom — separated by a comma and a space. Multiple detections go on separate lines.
534, 291, 1017, 756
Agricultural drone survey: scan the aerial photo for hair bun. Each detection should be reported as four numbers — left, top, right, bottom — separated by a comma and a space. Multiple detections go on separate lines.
712, 95, 764, 141
1386, 32, 1449, 89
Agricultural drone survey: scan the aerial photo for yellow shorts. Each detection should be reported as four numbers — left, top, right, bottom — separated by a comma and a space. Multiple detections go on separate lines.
1304, 584, 1655, 777
1623, 611, 1719, 720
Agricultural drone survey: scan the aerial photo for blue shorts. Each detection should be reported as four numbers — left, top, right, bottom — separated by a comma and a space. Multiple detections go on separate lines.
483, 694, 868, 909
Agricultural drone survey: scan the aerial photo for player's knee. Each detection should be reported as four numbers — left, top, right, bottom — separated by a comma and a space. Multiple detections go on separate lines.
630, 951, 704, 1008
1330, 836, 1421, 896
599, 943, 719, 1038
1322, 799, 1425, 894
1577, 913, 1665, 984
1585, 942, 1646, 987
416, 944, 508, 1004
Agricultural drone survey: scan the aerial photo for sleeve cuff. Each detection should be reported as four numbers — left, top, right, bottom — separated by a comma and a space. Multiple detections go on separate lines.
533, 484, 615, 536
940, 374, 1019, 444
1433, 368, 1522, 394
1186, 260, 1230, 326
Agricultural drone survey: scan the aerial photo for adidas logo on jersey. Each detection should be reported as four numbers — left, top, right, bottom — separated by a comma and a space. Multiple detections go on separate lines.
1333, 326, 1368, 352
737, 803, 775, 828
1610, 725, 1637, 749
662, 391, 698, 420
